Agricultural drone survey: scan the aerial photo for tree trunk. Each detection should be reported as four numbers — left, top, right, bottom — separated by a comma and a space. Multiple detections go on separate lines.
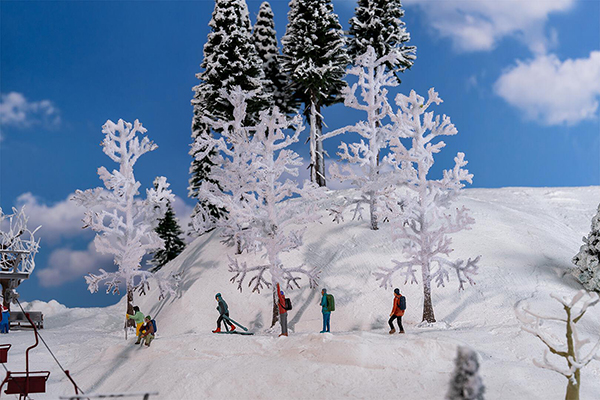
369, 193, 378, 231
309, 95, 326, 187
565, 371, 580, 400
565, 306, 580, 400
421, 262, 436, 323
271, 287, 279, 328
126, 288, 135, 328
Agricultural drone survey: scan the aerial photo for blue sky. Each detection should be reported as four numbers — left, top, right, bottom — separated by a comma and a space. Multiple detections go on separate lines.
1, 0, 599, 308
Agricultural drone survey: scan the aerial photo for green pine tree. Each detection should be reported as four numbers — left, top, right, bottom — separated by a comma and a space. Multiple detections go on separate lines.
151, 203, 186, 272
281, 0, 349, 187
189, 0, 268, 221
253, 2, 297, 115
348, 0, 416, 80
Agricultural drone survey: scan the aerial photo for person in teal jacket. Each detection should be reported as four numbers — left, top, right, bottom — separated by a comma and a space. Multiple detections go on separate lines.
213, 293, 235, 333
126, 306, 145, 337
320, 288, 330, 333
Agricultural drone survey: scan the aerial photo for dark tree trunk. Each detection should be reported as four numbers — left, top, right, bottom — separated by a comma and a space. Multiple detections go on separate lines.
126, 288, 135, 328
421, 262, 436, 323
315, 106, 326, 187
271, 287, 279, 328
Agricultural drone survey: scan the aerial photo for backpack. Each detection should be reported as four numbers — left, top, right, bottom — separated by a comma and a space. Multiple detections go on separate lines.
326, 294, 335, 312
151, 319, 157, 333
284, 298, 292, 311
399, 295, 406, 311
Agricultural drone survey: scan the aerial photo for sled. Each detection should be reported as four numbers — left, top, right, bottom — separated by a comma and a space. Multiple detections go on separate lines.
221, 315, 249, 331
214, 330, 254, 336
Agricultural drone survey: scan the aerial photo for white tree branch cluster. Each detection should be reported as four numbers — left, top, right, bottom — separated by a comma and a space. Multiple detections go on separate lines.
72, 119, 177, 300
516, 290, 600, 385
0, 206, 41, 275
192, 87, 323, 293
324, 47, 407, 230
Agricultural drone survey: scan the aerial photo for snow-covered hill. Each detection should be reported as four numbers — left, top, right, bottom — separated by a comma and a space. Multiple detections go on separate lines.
4, 187, 600, 399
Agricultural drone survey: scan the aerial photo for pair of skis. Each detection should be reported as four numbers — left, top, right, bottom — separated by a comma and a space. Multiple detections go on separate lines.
215, 315, 254, 335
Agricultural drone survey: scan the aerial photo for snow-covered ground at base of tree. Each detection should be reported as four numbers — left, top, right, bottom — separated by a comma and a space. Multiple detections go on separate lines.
3, 186, 600, 399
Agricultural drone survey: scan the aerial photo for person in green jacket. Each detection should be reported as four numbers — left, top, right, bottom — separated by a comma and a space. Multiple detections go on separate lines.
126, 306, 145, 337
320, 288, 331, 333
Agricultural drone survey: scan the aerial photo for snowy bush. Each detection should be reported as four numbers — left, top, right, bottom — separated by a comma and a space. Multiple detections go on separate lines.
516, 290, 600, 400
572, 203, 600, 291
0, 206, 41, 308
72, 119, 177, 315
323, 47, 407, 230
446, 346, 485, 400
374, 88, 480, 323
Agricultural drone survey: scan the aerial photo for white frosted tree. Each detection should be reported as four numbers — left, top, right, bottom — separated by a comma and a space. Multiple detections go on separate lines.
0, 206, 41, 309
516, 290, 600, 400
322, 47, 405, 230
193, 87, 323, 326
72, 119, 177, 320
446, 346, 485, 400
374, 88, 481, 323
572, 203, 600, 291
191, 87, 261, 254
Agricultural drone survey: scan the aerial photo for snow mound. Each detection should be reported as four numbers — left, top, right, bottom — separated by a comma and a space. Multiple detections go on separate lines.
6, 186, 600, 400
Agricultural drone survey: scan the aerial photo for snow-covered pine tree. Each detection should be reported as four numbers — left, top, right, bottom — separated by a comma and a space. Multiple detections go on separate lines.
446, 346, 485, 400
190, 0, 268, 224
72, 119, 177, 319
281, 0, 350, 187
193, 86, 323, 327
348, 0, 416, 80
572, 203, 600, 291
0, 206, 41, 309
374, 88, 481, 323
322, 47, 406, 230
517, 290, 600, 400
252, 2, 296, 115
150, 191, 186, 272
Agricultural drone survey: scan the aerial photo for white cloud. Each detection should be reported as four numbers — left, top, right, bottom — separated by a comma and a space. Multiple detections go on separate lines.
14, 192, 88, 245
37, 241, 114, 288
0, 92, 61, 132
404, 0, 574, 53
171, 195, 195, 237
494, 51, 600, 126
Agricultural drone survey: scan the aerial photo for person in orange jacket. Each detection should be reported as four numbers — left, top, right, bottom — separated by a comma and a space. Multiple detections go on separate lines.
276, 283, 288, 337
389, 288, 405, 334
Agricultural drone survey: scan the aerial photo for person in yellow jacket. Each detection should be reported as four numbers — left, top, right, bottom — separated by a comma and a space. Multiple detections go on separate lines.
126, 306, 145, 336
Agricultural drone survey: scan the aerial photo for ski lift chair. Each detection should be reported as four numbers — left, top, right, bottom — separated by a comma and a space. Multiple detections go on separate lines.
0, 313, 50, 399
0, 344, 10, 363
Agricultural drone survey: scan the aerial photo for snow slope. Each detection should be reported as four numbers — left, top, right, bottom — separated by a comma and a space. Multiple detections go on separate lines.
3, 187, 600, 399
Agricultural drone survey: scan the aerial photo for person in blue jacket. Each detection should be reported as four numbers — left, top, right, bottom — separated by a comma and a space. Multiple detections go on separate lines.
0, 306, 9, 334
320, 288, 330, 333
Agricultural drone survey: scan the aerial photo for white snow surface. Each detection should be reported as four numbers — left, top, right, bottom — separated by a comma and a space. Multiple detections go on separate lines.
4, 186, 600, 399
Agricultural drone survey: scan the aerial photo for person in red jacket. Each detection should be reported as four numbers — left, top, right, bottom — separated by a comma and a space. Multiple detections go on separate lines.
276, 283, 288, 337
389, 288, 405, 334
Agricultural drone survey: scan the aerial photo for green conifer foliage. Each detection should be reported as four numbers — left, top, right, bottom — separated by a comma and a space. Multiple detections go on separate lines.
348, 0, 416, 80
253, 2, 296, 115
572, 204, 600, 291
151, 203, 186, 272
281, 0, 349, 187
189, 0, 267, 219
